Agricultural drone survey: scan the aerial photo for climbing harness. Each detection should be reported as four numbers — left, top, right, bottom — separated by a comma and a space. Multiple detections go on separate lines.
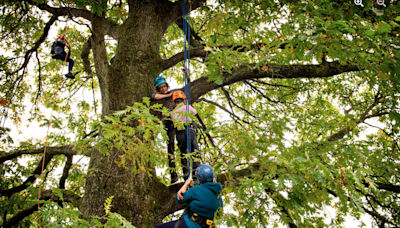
37, 12, 71, 228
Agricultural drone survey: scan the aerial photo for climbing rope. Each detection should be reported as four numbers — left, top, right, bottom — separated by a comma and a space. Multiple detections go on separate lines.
37, 14, 70, 228
182, 0, 193, 181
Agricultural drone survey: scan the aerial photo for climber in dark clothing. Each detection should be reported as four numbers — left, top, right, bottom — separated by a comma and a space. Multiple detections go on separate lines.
151, 76, 179, 183
51, 35, 76, 79
171, 90, 201, 183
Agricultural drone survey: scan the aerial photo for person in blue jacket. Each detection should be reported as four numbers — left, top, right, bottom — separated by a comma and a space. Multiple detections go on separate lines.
156, 164, 223, 228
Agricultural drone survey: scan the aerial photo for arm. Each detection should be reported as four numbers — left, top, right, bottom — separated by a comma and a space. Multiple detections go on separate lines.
182, 67, 190, 79
189, 105, 197, 115
176, 179, 195, 204
64, 38, 71, 50
153, 92, 172, 100
177, 178, 192, 200
60, 37, 71, 50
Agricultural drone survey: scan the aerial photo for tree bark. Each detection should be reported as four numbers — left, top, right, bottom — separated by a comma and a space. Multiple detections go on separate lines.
80, 2, 179, 226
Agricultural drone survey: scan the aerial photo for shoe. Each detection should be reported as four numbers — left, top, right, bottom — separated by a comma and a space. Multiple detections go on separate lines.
171, 172, 178, 183
65, 72, 75, 79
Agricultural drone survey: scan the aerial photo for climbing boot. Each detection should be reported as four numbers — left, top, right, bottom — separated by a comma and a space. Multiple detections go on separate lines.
65, 72, 75, 79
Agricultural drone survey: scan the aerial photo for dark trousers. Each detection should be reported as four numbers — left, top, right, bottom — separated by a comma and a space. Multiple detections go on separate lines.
164, 119, 176, 172
52, 51, 74, 72
176, 127, 201, 178
155, 216, 188, 228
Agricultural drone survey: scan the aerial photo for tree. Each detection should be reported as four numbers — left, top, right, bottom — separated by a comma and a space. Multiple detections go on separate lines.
1, 0, 399, 227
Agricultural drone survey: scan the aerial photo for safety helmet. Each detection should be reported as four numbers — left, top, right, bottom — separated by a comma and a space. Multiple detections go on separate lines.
58, 34, 65, 39
172, 90, 186, 103
154, 76, 167, 88
195, 164, 215, 184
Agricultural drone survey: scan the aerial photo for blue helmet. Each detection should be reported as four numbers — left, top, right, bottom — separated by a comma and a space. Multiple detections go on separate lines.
154, 76, 167, 88
195, 164, 215, 184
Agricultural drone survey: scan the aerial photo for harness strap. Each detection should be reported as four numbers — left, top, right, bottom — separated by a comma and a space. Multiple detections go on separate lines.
187, 210, 215, 228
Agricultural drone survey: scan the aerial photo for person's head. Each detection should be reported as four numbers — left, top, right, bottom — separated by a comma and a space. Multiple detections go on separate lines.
154, 76, 169, 94
172, 90, 186, 105
58, 34, 65, 42
195, 164, 215, 184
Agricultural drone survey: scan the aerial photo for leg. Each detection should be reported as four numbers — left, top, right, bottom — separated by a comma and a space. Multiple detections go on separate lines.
66, 56, 74, 72
176, 130, 188, 179
63, 54, 75, 79
189, 128, 201, 177
59, 52, 67, 61
57, 52, 74, 79
165, 120, 177, 183
155, 217, 188, 228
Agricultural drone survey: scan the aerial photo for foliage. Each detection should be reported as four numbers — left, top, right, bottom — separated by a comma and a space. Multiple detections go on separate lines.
0, 0, 399, 227
78, 98, 170, 175
41, 195, 136, 227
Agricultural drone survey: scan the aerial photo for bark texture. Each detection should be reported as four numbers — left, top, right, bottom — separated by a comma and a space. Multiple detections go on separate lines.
80, 1, 185, 226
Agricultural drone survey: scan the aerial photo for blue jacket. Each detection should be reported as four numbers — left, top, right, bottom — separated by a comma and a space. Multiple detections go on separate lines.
176, 182, 223, 228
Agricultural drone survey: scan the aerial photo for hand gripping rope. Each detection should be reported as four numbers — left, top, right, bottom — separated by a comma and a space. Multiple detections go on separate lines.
37, 12, 71, 227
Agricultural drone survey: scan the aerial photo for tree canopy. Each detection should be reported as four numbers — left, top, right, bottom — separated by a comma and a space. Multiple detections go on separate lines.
0, 0, 399, 227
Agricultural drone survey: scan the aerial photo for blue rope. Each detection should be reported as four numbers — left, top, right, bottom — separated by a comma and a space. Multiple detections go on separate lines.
182, 0, 192, 181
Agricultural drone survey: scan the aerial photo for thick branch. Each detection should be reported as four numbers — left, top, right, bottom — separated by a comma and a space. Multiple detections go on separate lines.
25, 1, 118, 38
168, 0, 206, 30
175, 18, 204, 48
41, 189, 82, 208
1, 154, 54, 197
0, 145, 77, 164
3, 204, 39, 228
162, 46, 208, 70
189, 61, 359, 103
162, 43, 289, 71
3, 189, 82, 228
9, 14, 57, 75
81, 36, 93, 76
59, 155, 73, 189
376, 182, 400, 193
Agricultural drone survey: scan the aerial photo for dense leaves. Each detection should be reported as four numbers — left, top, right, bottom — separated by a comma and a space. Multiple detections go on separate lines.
0, 0, 399, 227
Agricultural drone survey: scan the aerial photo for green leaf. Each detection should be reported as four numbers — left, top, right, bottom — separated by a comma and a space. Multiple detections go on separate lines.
364, 30, 374, 37
389, 111, 400, 122
53, 188, 64, 201
377, 23, 391, 33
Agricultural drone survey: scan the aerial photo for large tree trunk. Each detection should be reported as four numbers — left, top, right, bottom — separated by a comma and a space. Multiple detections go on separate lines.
80, 3, 176, 227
